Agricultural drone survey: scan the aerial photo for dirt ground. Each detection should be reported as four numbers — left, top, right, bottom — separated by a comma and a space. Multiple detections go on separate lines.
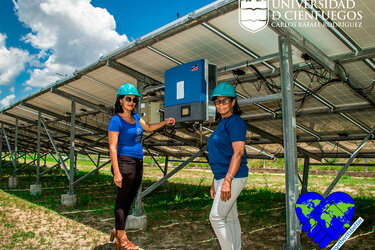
2, 188, 373, 250
1, 166, 374, 249
0, 190, 108, 249
89, 208, 375, 250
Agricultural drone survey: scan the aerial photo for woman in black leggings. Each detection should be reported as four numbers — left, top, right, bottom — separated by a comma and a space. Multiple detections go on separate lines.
108, 83, 175, 249
112, 156, 143, 231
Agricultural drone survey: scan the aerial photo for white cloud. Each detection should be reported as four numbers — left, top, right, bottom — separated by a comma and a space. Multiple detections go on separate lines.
0, 94, 16, 108
24, 86, 32, 92
9, 87, 15, 93
13, 0, 129, 87
0, 33, 30, 85
25, 55, 74, 87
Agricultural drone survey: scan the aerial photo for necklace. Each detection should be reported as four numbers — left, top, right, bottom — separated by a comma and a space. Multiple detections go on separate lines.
120, 111, 132, 119
119, 113, 135, 124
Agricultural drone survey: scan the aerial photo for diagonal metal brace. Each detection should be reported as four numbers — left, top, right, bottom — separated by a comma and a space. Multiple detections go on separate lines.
40, 157, 69, 176
72, 159, 111, 186
141, 145, 208, 199
2, 128, 17, 175
40, 117, 70, 181
145, 147, 165, 174
323, 123, 375, 199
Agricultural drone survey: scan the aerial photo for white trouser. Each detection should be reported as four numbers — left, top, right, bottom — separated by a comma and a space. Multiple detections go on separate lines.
209, 177, 248, 250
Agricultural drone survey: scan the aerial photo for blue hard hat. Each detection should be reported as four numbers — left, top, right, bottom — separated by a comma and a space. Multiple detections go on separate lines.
211, 82, 237, 100
117, 83, 140, 97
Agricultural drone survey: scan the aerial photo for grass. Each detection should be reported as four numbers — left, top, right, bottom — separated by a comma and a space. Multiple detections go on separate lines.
0, 156, 374, 249
5, 154, 375, 172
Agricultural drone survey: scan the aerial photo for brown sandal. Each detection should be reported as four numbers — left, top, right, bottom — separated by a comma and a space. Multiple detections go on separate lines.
110, 228, 116, 242
115, 236, 139, 250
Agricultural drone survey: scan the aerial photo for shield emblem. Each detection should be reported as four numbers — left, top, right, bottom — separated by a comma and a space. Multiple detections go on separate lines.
239, 0, 269, 33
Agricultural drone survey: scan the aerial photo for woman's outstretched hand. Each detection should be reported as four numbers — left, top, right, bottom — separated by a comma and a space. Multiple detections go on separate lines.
165, 117, 176, 126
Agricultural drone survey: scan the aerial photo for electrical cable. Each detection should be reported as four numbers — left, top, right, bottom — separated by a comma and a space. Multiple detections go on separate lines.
248, 65, 278, 94
338, 63, 375, 97
231, 55, 373, 114
232, 70, 282, 113
292, 55, 342, 111
185, 124, 196, 133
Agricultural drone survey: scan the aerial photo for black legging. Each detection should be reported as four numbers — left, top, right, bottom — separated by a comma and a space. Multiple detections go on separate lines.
112, 155, 143, 230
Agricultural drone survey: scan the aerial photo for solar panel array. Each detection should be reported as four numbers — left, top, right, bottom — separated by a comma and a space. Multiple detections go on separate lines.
1, 0, 374, 162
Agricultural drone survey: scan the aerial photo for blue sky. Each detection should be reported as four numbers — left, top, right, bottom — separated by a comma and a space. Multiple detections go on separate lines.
0, 0, 216, 108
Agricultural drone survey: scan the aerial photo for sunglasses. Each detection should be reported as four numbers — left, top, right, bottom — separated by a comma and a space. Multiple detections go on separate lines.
124, 96, 138, 104
214, 98, 231, 105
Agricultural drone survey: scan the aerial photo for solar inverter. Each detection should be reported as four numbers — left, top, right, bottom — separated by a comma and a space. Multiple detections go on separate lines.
164, 59, 217, 123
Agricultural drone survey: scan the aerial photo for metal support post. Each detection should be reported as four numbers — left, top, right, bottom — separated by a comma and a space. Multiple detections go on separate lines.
0, 123, 3, 179
30, 114, 42, 196
43, 154, 47, 167
280, 35, 301, 250
164, 155, 169, 176
14, 119, 18, 176
36, 112, 41, 185
132, 185, 143, 216
74, 153, 78, 172
301, 157, 310, 194
2, 129, 16, 171
95, 153, 101, 175
136, 79, 143, 120
61, 101, 77, 207
3, 128, 18, 188
133, 80, 144, 217
68, 101, 76, 195
323, 124, 375, 199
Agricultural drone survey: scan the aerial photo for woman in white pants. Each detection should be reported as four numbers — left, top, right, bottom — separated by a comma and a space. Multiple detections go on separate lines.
208, 82, 249, 250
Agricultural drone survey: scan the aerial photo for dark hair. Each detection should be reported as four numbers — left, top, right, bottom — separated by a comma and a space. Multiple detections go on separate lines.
114, 95, 137, 114
214, 97, 242, 121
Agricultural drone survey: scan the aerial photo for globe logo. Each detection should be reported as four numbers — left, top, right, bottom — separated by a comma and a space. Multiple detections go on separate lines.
296, 192, 355, 248
135, 127, 142, 143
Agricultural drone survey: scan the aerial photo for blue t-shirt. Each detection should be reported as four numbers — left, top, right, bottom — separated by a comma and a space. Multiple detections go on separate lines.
108, 113, 144, 159
208, 114, 248, 180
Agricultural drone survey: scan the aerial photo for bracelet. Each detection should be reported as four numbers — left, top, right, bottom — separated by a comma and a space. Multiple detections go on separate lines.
226, 173, 234, 179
